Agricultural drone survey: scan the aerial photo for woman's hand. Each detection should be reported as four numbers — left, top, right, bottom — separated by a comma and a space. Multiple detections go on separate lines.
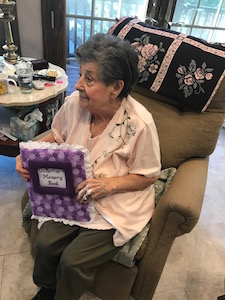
15, 133, 56, 182
16, 154, 30, 181
75, 174, 158, 204
76, 177, 112, 204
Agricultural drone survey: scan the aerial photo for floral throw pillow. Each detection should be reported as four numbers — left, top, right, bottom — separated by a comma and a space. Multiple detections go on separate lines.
109, 17, 225, 112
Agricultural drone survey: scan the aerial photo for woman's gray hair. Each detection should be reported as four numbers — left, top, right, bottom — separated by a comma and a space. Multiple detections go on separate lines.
75, 33, 139, 98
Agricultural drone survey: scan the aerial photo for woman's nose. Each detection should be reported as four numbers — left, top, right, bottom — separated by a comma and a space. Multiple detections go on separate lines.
75, 76, 83, 91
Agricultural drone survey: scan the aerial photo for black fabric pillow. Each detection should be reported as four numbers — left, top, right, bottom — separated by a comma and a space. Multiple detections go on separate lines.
109, 17, 225, 112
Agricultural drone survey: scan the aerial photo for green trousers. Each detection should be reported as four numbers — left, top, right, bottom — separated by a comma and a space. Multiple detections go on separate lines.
33, 221, 120, 300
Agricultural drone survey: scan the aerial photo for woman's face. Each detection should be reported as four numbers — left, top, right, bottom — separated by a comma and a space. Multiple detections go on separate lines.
75, 62, 120, 114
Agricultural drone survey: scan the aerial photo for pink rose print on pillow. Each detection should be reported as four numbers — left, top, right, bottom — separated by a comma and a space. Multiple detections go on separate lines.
195, 68, 205, 80
141, 44, 159, 60
184, 74, 195, 86
138, 55, 147, 73
131, 34, 165, 83
149, 63, 159, 74
176, 59, 213, 98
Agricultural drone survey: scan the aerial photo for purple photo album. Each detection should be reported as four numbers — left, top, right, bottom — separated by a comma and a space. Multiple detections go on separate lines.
20, 141, 93, 224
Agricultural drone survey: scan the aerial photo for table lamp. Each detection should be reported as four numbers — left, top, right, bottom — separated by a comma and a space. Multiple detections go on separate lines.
0, 0, 20, 63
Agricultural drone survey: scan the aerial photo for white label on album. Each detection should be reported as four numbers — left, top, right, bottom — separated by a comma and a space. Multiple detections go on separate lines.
37, 168, 66, 188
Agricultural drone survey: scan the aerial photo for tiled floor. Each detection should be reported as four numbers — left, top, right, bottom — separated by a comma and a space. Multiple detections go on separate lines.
0, 65, 225, 299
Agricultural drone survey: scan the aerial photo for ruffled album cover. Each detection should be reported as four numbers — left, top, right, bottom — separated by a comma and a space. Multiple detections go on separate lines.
20, 141, 94, 224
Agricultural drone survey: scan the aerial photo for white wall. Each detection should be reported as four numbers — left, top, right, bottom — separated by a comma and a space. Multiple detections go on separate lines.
16, 0, 43, 59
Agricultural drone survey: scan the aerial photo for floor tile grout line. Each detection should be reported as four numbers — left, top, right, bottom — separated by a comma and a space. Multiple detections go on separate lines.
0, 250, 32, 258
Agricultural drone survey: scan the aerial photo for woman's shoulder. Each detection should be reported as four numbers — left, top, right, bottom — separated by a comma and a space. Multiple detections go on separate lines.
64, 90, 79, 105
59, 90, 84, 120
61, 91, 81, 114
122, 95, 154, 125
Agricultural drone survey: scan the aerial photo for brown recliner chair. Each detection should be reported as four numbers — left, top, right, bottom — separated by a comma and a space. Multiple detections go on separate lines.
21, 19, 225, 300
89, 80, 225, 300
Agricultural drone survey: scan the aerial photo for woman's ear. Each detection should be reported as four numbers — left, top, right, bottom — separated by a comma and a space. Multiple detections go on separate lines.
112, 80, 124, 98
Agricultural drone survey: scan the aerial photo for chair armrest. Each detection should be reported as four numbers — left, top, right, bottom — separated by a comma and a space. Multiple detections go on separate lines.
156, 156, 209, 236
132, 157, 209, 300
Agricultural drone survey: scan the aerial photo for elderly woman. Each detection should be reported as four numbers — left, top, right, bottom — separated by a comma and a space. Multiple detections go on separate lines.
16, 33, 161, 300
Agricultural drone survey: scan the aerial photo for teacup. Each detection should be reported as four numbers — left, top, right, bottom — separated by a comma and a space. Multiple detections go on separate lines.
0, 73, 17, 96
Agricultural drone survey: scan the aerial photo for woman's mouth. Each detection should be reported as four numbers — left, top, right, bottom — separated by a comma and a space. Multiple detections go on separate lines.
79, 92, 88, 100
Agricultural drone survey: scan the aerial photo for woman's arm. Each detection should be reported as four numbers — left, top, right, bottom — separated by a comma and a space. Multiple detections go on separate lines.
37, 132, 56, 143
76, 174, 158, 204
15, 132, 56, 181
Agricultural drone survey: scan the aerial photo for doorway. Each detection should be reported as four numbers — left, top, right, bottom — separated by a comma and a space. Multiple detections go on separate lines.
66, 0, 149, 62
65, 0, 149, 95
147, 0, 225, 43
171, 0, 225, 43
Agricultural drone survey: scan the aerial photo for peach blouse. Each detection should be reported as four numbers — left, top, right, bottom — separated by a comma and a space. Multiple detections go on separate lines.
51, 91, 161, 246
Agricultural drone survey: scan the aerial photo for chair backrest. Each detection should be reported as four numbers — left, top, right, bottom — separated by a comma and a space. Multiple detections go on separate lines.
131, 81, 225, 169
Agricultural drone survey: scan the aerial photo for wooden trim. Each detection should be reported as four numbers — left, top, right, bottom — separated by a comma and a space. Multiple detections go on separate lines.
41, 0, 66, 70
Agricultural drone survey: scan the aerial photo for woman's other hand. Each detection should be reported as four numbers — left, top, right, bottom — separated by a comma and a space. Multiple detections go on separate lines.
16, 154, 30, 181
75, 174, 158, 204
76, 177, 112, 204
